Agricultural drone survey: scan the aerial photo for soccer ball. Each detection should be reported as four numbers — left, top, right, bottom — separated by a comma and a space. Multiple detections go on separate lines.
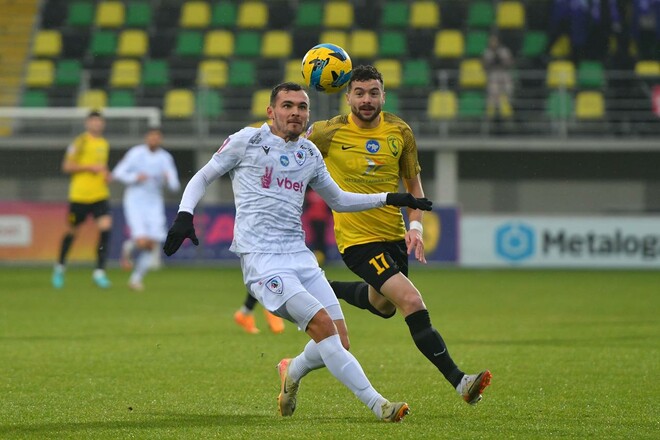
301, 43, 352, 94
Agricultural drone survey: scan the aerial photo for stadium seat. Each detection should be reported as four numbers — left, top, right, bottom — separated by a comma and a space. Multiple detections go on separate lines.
211, 2, 237, 26
204, 30, 234, 58
349, 30, 377, 59
575, 91, 604, 119
228, 60, 256, 86
635, 60, 660, 77
32, 30, 62, 58
319, 31, 348, 51
164, 89, 195, 119
458, 91, 486, 118
234, 31, 262, 57
23, 90, 49, 107
402, 59, 431, 87
379, 31, 406, 57
284, 59, 303, 83
496, 1, 525, 29
577, 61, 605, 89
174, 31, 203, 57
427, 90, 457, 120
324, 2, 354, 28
25, 60, 54, 88
459, 59, 487, 88
383, 90, 400, 113
409, 1, 440, 29
110, 59, 141, 88
546, 90, 573, 119
67, 2, 95, 27
261, 30, 292, 58
237, 1, 269, 29
381, 1, 408, 28
198, 60, 228, 88
109, 90, 135, 107
55, 59, 81, 86
89, 31, 117, 57
180, 1, 211, 28
295, 2, 323, 27
465, 31, 489, 57
197, 90, 224, 118
435, 30, 465, 59
125, 2, 151, 27
117, 30, 148, 57
78, 89, 107, 109
467, 1, 494, 29
547, 60, 576, 89
95, 1, 125, 28
374, 59, 401, 89
550, 35, 571, 58
142, 59, 169, 87
251, 89, 271, 118
521, 31, 548, 59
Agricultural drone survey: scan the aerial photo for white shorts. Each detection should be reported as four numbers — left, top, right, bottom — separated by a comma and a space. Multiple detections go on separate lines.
241, 250, 344, 330
124, 202, 166, 242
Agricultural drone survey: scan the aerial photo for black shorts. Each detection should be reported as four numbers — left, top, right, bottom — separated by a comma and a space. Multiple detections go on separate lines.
341, 241, 409, 291
67, 200, 110, 227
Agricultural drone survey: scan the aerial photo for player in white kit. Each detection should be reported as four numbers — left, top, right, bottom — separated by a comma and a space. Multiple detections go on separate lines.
112, 127, 180, 291
163, 83, 432, 422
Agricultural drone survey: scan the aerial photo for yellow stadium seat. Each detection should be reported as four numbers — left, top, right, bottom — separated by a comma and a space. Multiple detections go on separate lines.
164, 89, 195, 118
550, 35, 571, 58
32, 30, 62, 57
349, 30, 378, 59
251, 89, 271, 119
237, 1, 268, 29
117, 30, 148, 57
284, 59, 303, 83
197, 60, 228, 88
496, 1, 525, 29
409, 1, 440, 28
459, 59, 487, 88
374, 59, 401, 89
319, 31, 348, 51
25, 60, 54, 87
427, 90, 457, 119
180, 1, 211, 28
547, 60, 575, 88
96, 1, 125, 28
110, 59, 141, 87
204, 30, 234, 57
575, 91, 605, 119
78, 89, 107, 109
261, 30, 292, 58
435, 30, 464, 58
635, 60, 660, 76
324, 1, 354, 28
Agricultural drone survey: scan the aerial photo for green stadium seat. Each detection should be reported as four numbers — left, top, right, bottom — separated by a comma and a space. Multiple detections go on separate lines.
521, 31, 548, 58
577, 61, 605, 89
546, 90, 573, 119
174, 31, 203, 57
142, 59, 169, 87
295, 2, 323, 27
229, 60, 256, 86
402, 59, 431, 87
23, 90, 48, 107
467, 1, 494, 29
109, 90, 135, 107
465, 31, 489, 57
197, 90, 224, 118
379, 31, 406, 57
89, 31, 117, 57
458, 91, 485, 118
383, 90, 400, 113
234, 31, 261, 57
381, 1, 408, 27
67, 2, 95, 27
211, 2, 237, 26
125, 2, 151, 27
55, 59, 81, 86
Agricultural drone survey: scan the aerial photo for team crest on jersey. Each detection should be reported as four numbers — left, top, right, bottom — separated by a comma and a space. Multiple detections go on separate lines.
365, 139, 380, 154
294, 149, 306, 166
280, 155, 290, 166
265, 276, 283, 294
387, 136, 401, 157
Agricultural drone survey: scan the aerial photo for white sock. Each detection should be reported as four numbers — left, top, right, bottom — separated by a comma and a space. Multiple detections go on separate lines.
122, 239, 135, 257
289, 339, 325, 382
239, 306, 252, 315
315, 334, 386, 418
131, 249, 151, 282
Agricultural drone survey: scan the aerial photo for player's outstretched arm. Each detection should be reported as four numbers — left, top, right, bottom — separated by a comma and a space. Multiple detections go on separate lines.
386, 193, 433, 211
163, 212, 199, 256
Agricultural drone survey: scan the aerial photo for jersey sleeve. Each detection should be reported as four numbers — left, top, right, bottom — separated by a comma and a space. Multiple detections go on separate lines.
399, 123, 422, 179
164, 152, 181, 192
111, 148, 140, 184
64, 135, 84, 162
208, 133, 248, 175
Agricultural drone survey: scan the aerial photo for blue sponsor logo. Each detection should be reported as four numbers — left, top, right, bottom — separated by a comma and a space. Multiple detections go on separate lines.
495, 222, 535, 262
365, 139, 380, 153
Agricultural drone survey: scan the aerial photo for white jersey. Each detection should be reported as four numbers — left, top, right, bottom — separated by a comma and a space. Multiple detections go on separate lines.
179, 123, 387, 255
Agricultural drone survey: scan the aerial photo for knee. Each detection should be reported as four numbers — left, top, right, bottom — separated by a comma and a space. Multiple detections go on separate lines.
399, 291, 426, 315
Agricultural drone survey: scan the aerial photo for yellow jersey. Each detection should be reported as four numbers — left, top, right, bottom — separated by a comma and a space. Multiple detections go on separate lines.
306, 112, 421, 253
65, 132, 110, 203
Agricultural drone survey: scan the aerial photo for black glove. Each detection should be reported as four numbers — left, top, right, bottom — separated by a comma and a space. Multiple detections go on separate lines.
163, 212, 199, 256
386, 193, 433, 211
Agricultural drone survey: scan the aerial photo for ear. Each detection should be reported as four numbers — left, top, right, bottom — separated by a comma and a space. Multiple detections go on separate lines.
266, 105, 274, 120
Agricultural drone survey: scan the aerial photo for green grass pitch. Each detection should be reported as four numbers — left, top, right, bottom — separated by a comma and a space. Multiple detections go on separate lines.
1, 266, 658, 439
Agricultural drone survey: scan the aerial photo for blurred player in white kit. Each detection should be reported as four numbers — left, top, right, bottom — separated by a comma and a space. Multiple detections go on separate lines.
112, 127, 180, 291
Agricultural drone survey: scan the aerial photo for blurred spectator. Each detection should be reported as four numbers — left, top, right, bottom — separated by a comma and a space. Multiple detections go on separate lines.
632, 0, 660, 59
302, 187, 332, 266
483, 34, 514, 120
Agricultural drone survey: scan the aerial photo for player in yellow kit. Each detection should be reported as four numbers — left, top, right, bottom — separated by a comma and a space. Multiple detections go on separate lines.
52, 110, 112, 289
306, 65, 492, 405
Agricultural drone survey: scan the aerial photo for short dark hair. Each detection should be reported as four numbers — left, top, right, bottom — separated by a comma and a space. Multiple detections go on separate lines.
270, 82, 305, 106
347, 65, 384, 90
87, 110, 103, 118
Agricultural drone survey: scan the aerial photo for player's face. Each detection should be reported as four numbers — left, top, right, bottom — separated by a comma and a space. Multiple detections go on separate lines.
346, 79, 384, 124
267, 89, 310, 141
86, 116, 105, 136
145, 130, 162, 150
